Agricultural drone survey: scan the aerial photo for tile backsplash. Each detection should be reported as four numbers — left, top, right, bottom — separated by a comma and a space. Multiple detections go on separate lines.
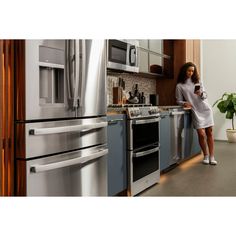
107, 72, 157, 105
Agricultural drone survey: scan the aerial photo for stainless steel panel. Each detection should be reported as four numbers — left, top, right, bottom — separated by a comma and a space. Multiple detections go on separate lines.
77, 40, 107, 117
19, 117, 107, 159
25, 39, 107, 120
23, 145, 108, 196
25, 40, 75, 120
128, 150, 160, 196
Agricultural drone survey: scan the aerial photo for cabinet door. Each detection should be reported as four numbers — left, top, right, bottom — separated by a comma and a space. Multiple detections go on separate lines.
139, 40, 149, 49
184, 112, 192, 158
107, 115, 127, 196
160, 114, 171, 171
191, 128, 201, 156
149, 53, 163, 67
149, 40, 163, 53
138, 48, 149, 73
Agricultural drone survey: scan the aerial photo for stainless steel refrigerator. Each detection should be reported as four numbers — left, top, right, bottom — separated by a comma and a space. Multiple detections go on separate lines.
15, 40, 108, 196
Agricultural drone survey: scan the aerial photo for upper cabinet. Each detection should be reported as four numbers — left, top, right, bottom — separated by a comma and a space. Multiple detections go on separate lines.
138, 39, 173, 78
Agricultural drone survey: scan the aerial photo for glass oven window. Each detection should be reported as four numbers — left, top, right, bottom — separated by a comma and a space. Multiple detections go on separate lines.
133, 122, 159, 149
133, 150, 159, 182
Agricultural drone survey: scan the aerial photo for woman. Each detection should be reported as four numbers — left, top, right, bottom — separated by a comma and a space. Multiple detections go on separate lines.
176, 62, 217, 165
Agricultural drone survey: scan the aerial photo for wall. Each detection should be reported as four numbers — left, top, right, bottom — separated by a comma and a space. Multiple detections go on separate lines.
107, 72, 156, 105
201, 40, 236, 140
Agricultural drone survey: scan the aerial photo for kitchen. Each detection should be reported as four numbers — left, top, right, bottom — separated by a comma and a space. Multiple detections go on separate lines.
0, 39, 198, 197
1, 39, 236, 198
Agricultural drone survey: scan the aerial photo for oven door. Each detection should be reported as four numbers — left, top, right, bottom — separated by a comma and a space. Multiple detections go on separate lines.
128, 117, 160, 150
128, 145, 160, 196
107, 40, 139, 72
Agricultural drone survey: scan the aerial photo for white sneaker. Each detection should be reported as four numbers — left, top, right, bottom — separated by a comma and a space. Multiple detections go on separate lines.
210, 157, 217, 165
202, 156, 210, 164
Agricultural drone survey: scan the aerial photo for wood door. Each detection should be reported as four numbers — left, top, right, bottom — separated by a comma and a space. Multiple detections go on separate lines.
0, 40, 15, 196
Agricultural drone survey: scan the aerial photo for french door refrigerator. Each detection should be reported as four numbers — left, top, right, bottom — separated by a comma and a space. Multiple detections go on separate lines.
15, 40, 108, 196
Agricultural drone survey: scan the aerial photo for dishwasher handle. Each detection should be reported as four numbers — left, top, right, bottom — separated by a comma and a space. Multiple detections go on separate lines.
170, 111, 185, 115
30, 148, 108, 173
29, 122, 107, 135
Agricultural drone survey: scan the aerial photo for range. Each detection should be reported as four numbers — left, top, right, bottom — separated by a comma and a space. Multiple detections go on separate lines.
126, 105, 161, 196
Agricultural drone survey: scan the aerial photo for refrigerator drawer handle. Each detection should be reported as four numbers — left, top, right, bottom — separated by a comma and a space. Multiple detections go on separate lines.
133, 117, 161, 125
133, 146, 159, 158
30, 148, 108, 173
170, 111, 185, 115
29, 122, 108, 135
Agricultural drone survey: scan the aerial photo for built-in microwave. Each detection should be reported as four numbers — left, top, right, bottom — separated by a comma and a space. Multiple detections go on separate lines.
107, 40, 139, 73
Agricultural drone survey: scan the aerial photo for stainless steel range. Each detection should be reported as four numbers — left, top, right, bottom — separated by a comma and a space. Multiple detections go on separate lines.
126, 106, 161, 196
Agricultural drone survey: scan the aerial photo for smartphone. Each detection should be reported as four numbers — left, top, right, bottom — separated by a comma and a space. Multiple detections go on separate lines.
194, 84, 200, 92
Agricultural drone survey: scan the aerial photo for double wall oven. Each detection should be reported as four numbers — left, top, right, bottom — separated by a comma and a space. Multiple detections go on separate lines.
127, 106, 161, 196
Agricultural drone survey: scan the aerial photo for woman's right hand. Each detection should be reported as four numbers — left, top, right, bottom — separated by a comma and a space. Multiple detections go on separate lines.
183, 102, 192, 109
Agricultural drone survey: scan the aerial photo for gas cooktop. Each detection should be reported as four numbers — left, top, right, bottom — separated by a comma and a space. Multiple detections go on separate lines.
108, 104, 152, 108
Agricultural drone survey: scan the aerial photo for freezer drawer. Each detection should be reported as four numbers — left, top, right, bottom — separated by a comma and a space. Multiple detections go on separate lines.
16, 117, 107, 159
16, 145, 108, 196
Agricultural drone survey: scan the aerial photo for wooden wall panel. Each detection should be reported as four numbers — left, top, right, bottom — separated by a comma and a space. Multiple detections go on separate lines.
0, 40, 15, 196
0, 40, 3, 196
156, 40, 201, 106
156, 40, 186, 105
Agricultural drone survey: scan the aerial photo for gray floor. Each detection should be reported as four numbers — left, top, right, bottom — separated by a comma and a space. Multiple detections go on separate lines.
139, 141, 236, 196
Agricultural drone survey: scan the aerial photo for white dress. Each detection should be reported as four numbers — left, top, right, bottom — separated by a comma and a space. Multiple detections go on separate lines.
175, 78, 214, 129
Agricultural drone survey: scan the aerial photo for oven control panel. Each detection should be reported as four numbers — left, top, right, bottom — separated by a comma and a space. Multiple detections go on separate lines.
127, 106, 160, 119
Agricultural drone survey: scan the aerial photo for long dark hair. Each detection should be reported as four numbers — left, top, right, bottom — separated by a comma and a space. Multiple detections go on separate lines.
177, 62, 200, 84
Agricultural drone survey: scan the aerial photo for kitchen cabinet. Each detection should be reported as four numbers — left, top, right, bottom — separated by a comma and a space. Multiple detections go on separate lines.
138, 39, 171, 76
107, 114, 127, 196
191, 128, 201, 156
156, 40, 200, 106
184, 111, 201, 159
184, 111, 192, 158
160, 112, 171, 171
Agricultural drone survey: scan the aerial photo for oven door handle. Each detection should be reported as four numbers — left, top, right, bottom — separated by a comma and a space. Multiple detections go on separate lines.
29, 122, 107, 135
132, 117, 161, 125
133, 146, 159, 158
30, 148, 108, 173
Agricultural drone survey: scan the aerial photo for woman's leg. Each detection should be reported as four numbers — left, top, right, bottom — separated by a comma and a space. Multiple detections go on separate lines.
205, 126, 217, 164
197, 128, 208, 156
205, 126, 214, 157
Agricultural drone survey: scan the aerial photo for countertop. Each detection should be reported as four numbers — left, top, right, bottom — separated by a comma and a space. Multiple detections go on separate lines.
107, 105, 190, 115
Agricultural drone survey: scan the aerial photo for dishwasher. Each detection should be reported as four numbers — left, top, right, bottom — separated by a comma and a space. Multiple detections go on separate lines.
169, 108, 185, 166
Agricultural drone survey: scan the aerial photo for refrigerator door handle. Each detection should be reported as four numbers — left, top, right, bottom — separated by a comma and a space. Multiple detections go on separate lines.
73, 40, 80, 109
29, 121, 108, 135
30, 148, 108, 173
79, 40, 86, 108
65, 40, 75, 105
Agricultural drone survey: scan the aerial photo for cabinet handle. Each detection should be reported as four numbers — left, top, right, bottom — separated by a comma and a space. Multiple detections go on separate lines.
108, 119, 124, 125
